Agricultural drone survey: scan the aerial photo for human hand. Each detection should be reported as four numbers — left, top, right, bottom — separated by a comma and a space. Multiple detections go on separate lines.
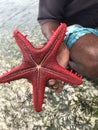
47, 42, 69, 93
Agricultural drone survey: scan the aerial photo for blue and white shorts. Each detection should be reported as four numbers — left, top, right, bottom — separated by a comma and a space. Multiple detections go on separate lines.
65, 24, 98, 49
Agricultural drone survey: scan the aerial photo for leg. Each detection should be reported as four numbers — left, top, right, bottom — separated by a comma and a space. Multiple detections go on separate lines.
69, 34, 98, 79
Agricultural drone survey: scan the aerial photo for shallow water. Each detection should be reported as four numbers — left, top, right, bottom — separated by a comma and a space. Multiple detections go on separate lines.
0, 0, 45, 61
0, 0, 39, 32
0, 1, 98, 130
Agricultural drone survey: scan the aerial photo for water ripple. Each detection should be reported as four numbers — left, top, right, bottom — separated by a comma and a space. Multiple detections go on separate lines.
0, 0, 39, 32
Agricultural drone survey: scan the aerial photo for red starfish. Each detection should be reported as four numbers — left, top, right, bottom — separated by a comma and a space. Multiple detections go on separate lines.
0, 23, 82, 112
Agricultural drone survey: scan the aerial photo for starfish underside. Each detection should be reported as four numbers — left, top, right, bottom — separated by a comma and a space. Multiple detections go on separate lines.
0, 23, 82, 112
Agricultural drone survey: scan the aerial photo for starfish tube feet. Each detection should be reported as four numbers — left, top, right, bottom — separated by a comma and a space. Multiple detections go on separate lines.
0, 23, 82, 112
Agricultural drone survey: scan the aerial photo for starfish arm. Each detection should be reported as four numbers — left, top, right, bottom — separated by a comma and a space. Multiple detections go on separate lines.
30, 69, 47, 112
0, 64, 36, 83
14, 30, 38, 64
43, 62, 82, 85
46, 23, 67, 55
14, 30, 50, 64
14, 30, 36, 53
40, 23, 67, 65
46, 23, 67, 52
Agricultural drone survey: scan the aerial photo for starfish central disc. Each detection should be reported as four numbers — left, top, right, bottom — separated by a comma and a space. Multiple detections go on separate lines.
36, 65, 41, 69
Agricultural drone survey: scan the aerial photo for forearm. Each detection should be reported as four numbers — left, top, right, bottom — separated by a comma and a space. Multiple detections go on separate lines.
41, 21, 60, 40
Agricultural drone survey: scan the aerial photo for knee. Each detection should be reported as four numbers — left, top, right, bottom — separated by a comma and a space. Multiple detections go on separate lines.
83, 47, 98, 79
70, 47, 98, 79
70, 34, 98, 79
85, 63, 98, 79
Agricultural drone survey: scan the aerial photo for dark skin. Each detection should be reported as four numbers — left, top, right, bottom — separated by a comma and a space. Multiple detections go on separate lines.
41, 21, 98, 92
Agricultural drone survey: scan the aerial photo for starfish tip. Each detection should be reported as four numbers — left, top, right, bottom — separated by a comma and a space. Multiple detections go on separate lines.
13, 30, 19, 37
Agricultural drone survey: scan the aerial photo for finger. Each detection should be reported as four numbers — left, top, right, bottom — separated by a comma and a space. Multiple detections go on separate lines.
47, 79, 64, 93
53, 80, 63, 93
47, 79, 56, 87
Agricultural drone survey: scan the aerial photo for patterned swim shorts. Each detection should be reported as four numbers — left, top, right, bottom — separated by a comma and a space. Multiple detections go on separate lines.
65, 24, 98, 49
